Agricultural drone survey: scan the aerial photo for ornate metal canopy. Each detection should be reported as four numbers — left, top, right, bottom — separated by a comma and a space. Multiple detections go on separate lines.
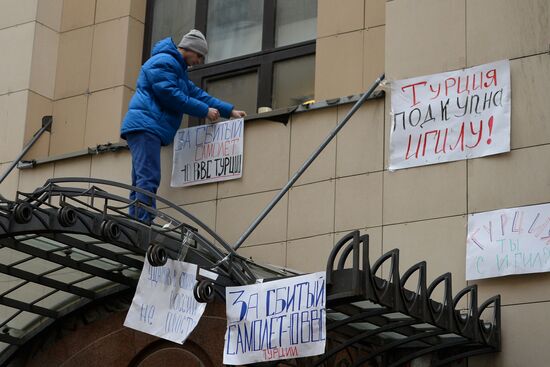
0, 178, 500, 366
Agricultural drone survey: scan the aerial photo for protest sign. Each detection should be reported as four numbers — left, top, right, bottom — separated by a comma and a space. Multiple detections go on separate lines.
124, 258, 206, 343
171, 118, 244, 187
223, 272, 326, 365
467, 203, 550, 280
390, 60, 511, 170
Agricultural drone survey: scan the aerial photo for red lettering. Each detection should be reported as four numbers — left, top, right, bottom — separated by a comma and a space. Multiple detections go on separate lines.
466, 120, 483, 149
449, 122, 465, 152
405, 134, 421, 160
484, 69, 497, 87
401, 81, 427, 107
422, 130, 439, 156
457, 75, 470, 94
429, 83, 442, 99
435, 128, 448, 154
445, 77, 456, 96
472, 72, 483, 91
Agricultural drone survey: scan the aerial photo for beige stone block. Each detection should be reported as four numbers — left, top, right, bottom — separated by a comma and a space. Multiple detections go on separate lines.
90, 150, 132, 197
180, 201, 216, 232
60, 0, 96, 32
467, 0, 550, 67
334, 226, 383, 269
336, 99, 384, 177
0, 23, 34, 95
288, 180, 335, 239
54, 26, 93, 99
335, 172, 382, 232
289, 108, 336, 185
95, 0, 147, 23
386, 0, 466, 80
383, 161, 467, 224
30, 23, 58, 99
0, 163, 20, 200
218, 120, 290, 198
0, 0, 37, 29
0, 91, 27, 163
53, 156, 91, 178
52, 156, 91, 193
159, 203, 218, 247
383, 216, 467, 296
470, 303, 550, 367
315, 31, 364, 101
50, 95, 87, 156
238, 242, 286, 269
216, 191, 288, 246
18, 163, 54, 193
50, 157, 91, 201
157, 145, 218, 207
85, 86, 131, 147
472, 272, 550, 309
125, 17, 144, 89
287, 234, 334, 273
90, 17, 138, 91
23, 91, 52, 161
365, 0, 385, 28
181, 201, 217, 244
37, 0, 63, 31
363, 26, 385, 90
468, 145, 550, 213
129, 0, 147, 23
317, 0, 364, 38
510, 54, 550, 149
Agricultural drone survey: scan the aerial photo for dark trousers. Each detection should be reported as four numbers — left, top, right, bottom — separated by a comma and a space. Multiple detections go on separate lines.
126, 131, 161, 224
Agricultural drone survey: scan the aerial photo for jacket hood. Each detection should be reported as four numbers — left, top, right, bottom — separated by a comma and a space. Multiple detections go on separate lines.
151, 37, 187, 69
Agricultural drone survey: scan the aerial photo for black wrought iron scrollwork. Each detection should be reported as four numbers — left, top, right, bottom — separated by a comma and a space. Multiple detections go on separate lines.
101, 220, 121, 241
321, 230, 501, 366
13, 202, 33, 224
193, 280, 215, 303
57, 206, 77, 227
147, 244, 167, 267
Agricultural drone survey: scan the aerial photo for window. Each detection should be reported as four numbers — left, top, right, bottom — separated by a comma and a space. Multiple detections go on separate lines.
144, 0, 317, 117
206, 0, 264, 62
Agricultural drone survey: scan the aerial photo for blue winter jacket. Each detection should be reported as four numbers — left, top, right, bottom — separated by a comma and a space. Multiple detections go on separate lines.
120, 38, 234, 146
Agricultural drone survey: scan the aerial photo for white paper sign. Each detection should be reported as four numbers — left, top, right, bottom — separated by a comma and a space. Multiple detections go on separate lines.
223, 272, 326, 365
467, 203, 550, 280
171, 118, 244, 187
390, 60, 511, 170
124, 258, 206, 343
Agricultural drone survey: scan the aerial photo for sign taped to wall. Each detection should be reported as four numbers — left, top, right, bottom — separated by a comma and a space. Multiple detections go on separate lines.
124, 259, 206, 343
467, 203, 550, 280
171, 118, 244, 187
223, 272, 326, 365
390, 60, 511, 170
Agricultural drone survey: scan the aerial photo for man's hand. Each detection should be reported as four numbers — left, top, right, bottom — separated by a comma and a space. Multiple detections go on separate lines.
230, 109, 247, 118
207, 108, 220, 123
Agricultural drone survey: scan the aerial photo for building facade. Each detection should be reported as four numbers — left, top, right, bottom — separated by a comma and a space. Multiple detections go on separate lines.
0, 0, 549, 365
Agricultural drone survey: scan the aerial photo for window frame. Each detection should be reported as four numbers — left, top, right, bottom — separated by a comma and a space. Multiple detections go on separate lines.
142, 0, 316, 112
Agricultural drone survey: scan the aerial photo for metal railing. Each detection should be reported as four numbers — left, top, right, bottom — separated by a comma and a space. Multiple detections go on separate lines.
0, 115, 53, 184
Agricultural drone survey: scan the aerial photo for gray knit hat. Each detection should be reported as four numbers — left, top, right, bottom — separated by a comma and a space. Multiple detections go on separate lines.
178, 29, 208, 56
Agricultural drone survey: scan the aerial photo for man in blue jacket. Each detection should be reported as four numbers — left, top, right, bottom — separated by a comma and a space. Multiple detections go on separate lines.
121, 29, 246, 224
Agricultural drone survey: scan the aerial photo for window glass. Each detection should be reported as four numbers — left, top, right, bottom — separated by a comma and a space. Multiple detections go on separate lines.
150, 0, 196, 53
206, 0, 264, 62
272, 55, 315, 108
275, 0, 317, 47
206, 72, 259, 115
